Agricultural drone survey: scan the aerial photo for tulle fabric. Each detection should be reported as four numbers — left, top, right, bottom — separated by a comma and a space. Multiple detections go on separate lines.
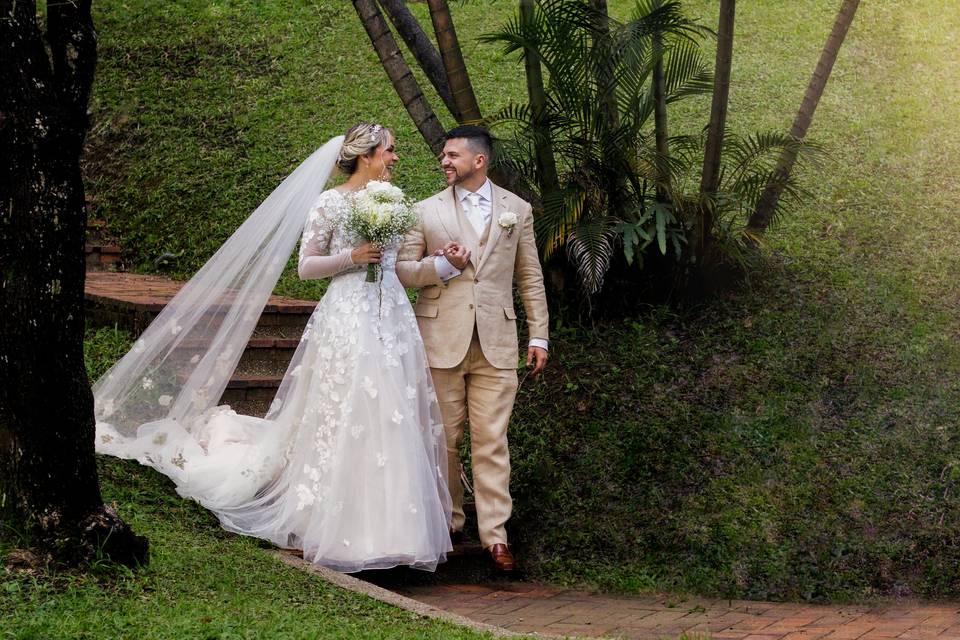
95, 175, 452, 572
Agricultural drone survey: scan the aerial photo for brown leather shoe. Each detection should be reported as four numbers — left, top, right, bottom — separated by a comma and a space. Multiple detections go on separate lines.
487, 543, 516, 572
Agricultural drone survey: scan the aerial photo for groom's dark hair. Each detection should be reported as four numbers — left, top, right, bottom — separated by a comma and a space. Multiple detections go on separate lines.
445, 125, 493, 160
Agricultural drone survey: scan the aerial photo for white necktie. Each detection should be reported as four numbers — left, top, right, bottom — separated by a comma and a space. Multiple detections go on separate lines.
465, 192, 485, 236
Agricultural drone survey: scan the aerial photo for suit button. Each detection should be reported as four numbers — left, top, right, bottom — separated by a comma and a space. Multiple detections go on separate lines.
468, 304, 474, 310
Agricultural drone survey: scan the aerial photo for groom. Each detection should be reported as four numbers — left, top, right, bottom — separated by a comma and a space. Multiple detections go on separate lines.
397, 126, 549, 572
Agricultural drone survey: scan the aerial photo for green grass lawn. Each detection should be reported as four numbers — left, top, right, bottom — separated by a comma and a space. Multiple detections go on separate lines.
1, 458, 495, 639
1, 328, 494, 639
16, 0, 960, 611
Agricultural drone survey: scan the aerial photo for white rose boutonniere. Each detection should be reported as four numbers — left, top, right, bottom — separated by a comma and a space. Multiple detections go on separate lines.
498, 211, 519, 236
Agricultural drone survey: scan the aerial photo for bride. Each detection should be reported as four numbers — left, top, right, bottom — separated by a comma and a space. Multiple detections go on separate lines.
93, 123, 453, 572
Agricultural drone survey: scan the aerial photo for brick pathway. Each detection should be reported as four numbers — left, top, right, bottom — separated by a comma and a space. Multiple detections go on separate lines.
395, 582, 960, 639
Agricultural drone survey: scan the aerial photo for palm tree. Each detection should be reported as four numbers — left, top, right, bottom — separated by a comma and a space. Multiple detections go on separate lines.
353, 0, 447, 155
747, 0, 860, 232
485, 0, 712, 296
649, 0, 671, 200
697, 0, 735, 260
377, 0, 459, 119
520, 0, 560, 195
426, 0, 483, 123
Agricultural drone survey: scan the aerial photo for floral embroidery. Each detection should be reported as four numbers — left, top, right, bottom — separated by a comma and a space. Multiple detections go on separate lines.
295, 484, 315, 511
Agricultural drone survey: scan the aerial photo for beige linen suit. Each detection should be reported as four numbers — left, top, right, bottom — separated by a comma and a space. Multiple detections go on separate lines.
396, 183, 548, 547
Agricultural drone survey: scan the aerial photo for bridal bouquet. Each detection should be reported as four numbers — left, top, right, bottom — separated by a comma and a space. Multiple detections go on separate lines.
345, 180, 417, 282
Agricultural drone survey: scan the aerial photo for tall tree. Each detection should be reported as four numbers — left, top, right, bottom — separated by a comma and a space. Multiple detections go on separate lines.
697, 0, 736, 258
747, 0, 860, 232
377, 0, 460, 119
353, 0, 448, 155
589, 0, 620, 131
426, 0, 483, 123
0, 0, 147, 565
520, 0, 560, 195
651, 2, 670, 200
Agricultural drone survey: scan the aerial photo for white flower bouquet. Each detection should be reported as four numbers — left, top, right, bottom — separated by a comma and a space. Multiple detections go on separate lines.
345, 180, 417, 282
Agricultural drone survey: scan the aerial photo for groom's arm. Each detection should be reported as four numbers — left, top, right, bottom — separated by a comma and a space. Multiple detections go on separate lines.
514, 201, 550, 347
397, 205, 461, 289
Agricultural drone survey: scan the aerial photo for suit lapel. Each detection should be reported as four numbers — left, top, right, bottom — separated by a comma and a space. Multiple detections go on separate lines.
434, 186, 461, 243
476, 184, 509, 274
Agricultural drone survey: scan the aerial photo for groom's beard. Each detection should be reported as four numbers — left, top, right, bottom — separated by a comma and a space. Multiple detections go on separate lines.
444, 165, 478, 186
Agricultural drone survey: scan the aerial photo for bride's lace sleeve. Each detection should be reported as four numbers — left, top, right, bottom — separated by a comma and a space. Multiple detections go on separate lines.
298, 191, 355, 280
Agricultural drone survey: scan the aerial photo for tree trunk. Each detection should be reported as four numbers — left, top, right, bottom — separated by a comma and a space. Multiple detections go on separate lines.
353, 0, 447, 156
377, 0, 460, 120
590, 0, 620, 132
520, 0, 559, 195
425, 0, 483, 124
697, 0, 735, 258
0, 0, 148, 566
652, 24, 670, 200
747, 0, 860, 232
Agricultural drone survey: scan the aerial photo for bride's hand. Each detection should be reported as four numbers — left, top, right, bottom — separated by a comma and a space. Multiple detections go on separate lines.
351, 243, 381, 264
433, 241, 460, 257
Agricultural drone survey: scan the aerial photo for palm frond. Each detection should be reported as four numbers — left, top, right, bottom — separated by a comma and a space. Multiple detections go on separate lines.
566, 218, 618, 294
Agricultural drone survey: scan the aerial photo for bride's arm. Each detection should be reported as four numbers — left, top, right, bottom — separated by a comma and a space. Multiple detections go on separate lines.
297, 198, 355, 280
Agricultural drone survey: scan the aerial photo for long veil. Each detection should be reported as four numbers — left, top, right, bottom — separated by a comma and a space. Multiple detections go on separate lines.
93, 135, 345, 461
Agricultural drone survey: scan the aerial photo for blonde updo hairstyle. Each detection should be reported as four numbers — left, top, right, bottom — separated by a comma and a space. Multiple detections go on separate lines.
337, 122, 390, 175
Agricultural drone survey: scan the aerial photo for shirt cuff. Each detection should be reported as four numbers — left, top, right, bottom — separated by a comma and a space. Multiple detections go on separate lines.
528, 338, 549, 351
434, 254, 462, 282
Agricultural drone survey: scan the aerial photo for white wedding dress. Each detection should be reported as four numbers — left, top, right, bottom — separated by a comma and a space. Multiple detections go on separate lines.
96, 188, 452, 572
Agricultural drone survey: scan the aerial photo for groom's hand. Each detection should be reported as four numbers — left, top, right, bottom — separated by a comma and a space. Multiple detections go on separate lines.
526, 346, 548, 377
446, 243, 471, 270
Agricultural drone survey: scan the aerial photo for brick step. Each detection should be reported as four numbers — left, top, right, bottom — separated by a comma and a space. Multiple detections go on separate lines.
85, 271, 316, 338
220, 374, 283, 417
167, 338, 299, 380
85, 217, 109, 244
86, 272, 316, 417
233, 338, 299, 378
85, 243, 122, 271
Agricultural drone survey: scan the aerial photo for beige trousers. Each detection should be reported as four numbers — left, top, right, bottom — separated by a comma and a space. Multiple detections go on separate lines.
430, 331, 518, 548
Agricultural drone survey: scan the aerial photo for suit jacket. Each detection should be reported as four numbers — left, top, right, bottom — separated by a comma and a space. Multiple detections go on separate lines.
396, 183, 549, 370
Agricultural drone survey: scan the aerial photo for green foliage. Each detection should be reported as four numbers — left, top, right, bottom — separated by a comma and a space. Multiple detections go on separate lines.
484, 0, 819, 301
0, 458, 493, 639
485, 0, 712, 296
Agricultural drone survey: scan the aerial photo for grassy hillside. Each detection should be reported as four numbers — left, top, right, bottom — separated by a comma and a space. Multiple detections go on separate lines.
70, 0, 960, 603
2, 327, 494, 639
